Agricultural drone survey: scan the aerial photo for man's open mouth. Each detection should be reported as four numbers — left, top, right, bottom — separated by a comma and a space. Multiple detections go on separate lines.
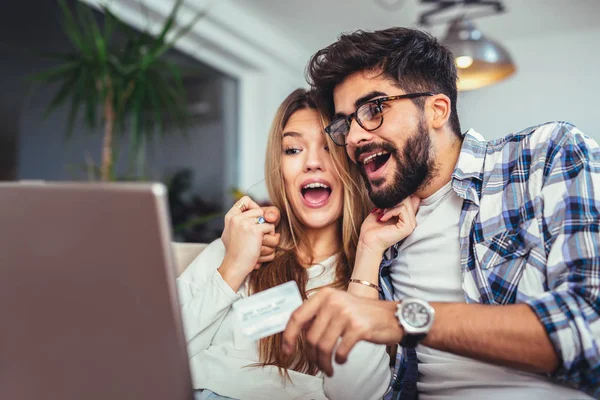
361, 151, 391, 175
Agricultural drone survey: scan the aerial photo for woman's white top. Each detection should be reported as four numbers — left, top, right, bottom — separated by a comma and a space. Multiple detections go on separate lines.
177, 239, 390, 400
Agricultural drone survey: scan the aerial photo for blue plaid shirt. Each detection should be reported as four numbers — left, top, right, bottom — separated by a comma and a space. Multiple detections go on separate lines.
380, 122, 600, 399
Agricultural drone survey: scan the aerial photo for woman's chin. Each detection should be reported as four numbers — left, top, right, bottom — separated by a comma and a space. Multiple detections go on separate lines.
296, 208, 342, 231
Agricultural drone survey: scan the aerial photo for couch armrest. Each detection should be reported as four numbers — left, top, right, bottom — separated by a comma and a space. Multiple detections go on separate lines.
171, 242, 208, 277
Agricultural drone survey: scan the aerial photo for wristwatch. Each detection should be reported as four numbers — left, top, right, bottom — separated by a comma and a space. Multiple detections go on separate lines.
396, 298, 435, 348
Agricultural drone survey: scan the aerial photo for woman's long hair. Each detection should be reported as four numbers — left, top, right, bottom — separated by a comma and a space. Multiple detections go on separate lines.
247, 89, 370, 378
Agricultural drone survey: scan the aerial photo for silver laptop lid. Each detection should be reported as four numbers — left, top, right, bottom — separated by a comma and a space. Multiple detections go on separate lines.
0, 182, 193, 400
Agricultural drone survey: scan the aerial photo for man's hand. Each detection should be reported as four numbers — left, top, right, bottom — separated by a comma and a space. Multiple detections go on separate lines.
258, 206, 280, 263
282, 288, 403, 376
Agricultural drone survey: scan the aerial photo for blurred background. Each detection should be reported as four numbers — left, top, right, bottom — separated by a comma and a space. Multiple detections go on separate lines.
1, 0, 599, 242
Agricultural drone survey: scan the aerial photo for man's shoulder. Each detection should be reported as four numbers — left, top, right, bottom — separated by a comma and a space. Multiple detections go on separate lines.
485, 121, 596, 160
490, 121, 576, 146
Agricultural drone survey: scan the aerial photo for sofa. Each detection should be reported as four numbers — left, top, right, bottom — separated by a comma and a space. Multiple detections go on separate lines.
172, 242, 208, 277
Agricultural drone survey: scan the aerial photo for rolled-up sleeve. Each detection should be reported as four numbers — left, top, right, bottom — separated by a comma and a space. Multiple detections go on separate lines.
525, 126, 600, 398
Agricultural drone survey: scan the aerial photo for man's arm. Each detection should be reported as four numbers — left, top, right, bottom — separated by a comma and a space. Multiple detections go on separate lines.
282, 290, 558, 376
424, 303, 558, 373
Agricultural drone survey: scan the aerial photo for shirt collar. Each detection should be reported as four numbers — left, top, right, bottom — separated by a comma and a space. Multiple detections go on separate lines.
451, 128, 487, 205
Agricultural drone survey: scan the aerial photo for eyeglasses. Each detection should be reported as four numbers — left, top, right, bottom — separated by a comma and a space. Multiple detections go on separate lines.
324, 92, 435, 146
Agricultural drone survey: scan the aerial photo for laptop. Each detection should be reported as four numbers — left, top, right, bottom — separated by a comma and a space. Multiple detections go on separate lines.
0, 182, 193, 400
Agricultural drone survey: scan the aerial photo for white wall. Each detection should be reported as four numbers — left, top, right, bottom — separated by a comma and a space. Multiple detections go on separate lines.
458, 27, 600, 141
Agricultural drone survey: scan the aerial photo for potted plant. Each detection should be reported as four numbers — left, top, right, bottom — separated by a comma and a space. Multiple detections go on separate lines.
32, 0, 204, 180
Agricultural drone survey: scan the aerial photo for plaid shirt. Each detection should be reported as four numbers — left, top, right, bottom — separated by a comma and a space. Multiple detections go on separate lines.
380, 121, 600, 399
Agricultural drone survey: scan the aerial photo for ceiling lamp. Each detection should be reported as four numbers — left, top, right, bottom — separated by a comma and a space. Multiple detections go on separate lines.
418, 0, 516, 91
441, 16, 516, 91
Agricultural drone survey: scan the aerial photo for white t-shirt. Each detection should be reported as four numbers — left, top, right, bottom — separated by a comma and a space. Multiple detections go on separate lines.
177, 239, 390, 400
390, 182, 591, 400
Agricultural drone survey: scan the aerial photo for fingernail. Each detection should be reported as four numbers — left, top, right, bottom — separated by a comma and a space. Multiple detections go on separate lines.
370, 207, 378, 214
266, 211, 276, 220
377, 214, 383, 221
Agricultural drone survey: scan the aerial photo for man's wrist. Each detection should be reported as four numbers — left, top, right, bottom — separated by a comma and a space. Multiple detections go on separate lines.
377, 300, 405, 344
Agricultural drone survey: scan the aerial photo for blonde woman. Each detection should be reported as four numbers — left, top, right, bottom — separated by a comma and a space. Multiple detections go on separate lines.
177, 89, 403, 400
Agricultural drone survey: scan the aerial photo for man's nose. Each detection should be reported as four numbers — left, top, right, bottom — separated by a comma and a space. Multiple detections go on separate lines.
346, 121, 374, 162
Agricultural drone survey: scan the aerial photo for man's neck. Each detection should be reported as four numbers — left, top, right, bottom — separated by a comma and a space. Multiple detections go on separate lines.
417, 132, 463, 199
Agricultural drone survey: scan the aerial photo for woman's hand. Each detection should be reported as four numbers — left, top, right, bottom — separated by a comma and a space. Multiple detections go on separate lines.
358, 196, 420, 255
218, 196, 275, 291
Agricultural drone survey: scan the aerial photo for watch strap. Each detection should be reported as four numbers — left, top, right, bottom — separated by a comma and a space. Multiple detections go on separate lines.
400, 333, 426, 348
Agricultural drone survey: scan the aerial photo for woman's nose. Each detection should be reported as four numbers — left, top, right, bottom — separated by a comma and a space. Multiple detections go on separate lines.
303, 149, 325, 172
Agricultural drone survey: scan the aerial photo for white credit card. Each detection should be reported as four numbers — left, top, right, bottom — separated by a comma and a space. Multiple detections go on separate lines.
233, 280, 303, 341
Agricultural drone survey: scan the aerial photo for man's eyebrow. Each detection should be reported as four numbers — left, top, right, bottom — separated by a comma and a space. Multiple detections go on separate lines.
282, 131, 302, 139
333, 91, 389, 119
354, 91, 388, 108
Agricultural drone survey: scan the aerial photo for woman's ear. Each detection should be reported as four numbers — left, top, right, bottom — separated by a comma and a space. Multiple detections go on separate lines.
429, 94, 451, 130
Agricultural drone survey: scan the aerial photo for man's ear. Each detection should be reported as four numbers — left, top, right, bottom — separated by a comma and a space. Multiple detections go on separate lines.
429, 94, 451, 130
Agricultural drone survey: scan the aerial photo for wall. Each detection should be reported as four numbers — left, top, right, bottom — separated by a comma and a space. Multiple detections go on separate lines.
458, 27, 600, 141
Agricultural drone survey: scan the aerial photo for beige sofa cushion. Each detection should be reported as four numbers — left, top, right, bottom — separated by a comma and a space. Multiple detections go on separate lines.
172, 242, 208, 277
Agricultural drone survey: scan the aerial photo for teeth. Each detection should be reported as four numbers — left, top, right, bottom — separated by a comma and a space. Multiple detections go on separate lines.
362, 151, 389, 165
302, 182, 330, 190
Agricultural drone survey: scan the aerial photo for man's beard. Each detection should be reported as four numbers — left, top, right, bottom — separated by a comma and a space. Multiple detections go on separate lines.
358, 120, 437, 209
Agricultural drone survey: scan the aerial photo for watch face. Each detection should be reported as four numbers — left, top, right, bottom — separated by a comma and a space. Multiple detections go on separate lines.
402, 301, 431, 328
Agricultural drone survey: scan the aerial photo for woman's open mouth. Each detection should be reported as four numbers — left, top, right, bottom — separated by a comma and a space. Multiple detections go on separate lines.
300, 182, 332, 208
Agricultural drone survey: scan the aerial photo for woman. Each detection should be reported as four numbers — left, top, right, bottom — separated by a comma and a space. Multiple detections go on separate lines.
177, 89, 411, 400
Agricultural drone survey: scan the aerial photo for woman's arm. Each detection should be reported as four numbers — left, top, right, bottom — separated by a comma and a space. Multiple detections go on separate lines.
177, 239, 241, 357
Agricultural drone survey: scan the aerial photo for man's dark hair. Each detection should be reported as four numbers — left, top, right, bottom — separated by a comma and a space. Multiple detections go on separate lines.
307, 27, 462, 137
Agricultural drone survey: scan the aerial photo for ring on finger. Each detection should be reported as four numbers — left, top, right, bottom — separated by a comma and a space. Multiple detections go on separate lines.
236, 201, 247, 212
256, 216, 266, 224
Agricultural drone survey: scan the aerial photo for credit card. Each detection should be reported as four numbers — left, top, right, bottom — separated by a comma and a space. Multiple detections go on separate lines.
233, 280, 303, 341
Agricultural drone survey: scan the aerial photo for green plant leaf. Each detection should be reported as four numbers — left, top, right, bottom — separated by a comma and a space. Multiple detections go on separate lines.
58, 0, 86, 55
130, 78, 145, 152
154, 59, 184, 94
153, 0, 183, 49
84, 76, 98, 130
75, 2, 96, 60
151, 9, 206, 62
83, 5, 106, 66
42, 73, 79, 119
64, 68, 86, 140
174, 212, 223, 233
146, 82, 164, 138
102, 6, 117, 46
30, 61, 80, 83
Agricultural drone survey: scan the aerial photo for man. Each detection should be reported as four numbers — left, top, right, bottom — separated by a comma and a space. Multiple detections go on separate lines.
282, 27, 600, 399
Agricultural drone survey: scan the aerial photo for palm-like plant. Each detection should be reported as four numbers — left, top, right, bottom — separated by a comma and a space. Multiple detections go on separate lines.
33, 0, 204, 180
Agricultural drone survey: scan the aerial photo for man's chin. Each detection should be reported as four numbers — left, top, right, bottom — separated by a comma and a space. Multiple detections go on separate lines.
368, 184, 403, 209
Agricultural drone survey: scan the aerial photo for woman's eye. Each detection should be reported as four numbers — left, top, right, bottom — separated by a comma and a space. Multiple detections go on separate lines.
284, 147, 301, 155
